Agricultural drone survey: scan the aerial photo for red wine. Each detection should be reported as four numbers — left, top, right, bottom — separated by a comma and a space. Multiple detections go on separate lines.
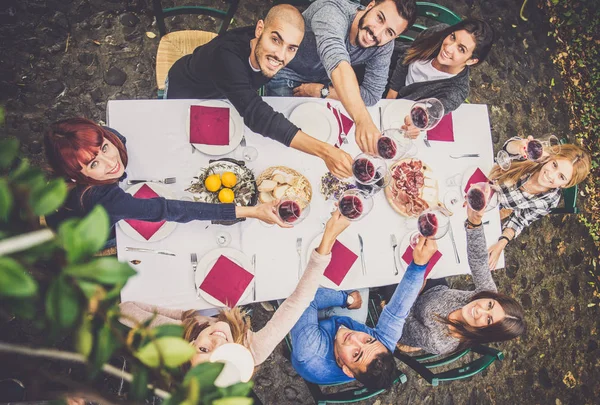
377, 137, 397, 159
339, 195, 363, 219
352, 158, 375, 183
418, 212, 438, 238
467, 188, 486, 211
526, 140, 543, 160
278, 200, 301, 223
411, 106, 428, 129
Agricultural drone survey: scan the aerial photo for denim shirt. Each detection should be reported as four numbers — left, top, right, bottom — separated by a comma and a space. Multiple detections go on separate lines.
290, 261, 427, 384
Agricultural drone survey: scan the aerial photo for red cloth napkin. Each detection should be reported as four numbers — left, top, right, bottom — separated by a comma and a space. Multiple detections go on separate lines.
426, 113, 454, 142
463, 168, 490, 194
401, 245, 443, 279
124, 184, 166, 240
327, 103, 354, 148
199, 255, 254, 307
190, 105, 230, 145
323, 240, 358, 286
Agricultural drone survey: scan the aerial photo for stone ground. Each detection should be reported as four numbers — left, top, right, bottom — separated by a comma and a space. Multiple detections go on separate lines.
1, 0, 599, 404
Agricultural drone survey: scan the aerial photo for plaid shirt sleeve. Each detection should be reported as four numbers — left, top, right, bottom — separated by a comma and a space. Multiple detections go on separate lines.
503, 189, 561, 238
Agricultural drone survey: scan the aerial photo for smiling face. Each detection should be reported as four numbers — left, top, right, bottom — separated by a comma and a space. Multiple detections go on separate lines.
461, 298, 506, 328
251, 19, 303, 79
78, 138, 125, 181
356, 1, 408, 48
333, 327, 387, 377
434, 30, 478, 73
537, 158, 574, 189
190, 321, 234, 366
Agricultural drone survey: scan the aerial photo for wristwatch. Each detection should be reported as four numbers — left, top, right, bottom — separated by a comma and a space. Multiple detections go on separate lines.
345, 294, 355, 307
320, 83, 330, 99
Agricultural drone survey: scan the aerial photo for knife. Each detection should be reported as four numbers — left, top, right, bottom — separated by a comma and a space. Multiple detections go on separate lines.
390, 234, 399, 276
125, 247, 176, 256
447, 223, 460, 264
358, 234, 366, 276
252, 254, 257, 302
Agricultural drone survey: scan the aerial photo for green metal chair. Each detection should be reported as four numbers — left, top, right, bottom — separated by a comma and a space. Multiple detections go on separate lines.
399, 2, 462, 42
550, 138, 579, 214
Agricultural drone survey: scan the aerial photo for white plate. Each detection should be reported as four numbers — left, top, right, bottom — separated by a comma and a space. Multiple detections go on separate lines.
305, 232, 361, 290
188, 100, 244, 156
195, 248, 253, 307
117, 182, 177, 242
382, 99, 415, 130
288, 102, 337, 143
394, 232, 413, 273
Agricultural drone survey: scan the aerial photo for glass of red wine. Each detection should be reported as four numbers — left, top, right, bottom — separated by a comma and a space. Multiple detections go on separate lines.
410, 98, 445, 131
338, 189, 374, 221
352, 154, 390, 196
276, 196, 310, 226
409, 207, 450, 247
377, 128, 417, 160
496, 134, 561, 171
465, 182, 498, 212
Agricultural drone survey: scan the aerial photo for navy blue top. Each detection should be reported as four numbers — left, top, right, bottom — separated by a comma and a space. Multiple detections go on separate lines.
46, 128, 237, 233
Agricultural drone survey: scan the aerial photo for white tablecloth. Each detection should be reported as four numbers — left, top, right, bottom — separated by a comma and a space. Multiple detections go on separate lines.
107, 98, 504, 310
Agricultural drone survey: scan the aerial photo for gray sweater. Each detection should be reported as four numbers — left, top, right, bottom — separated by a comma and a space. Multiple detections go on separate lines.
274, 0, 393, 106
388, 25, 470, 114
398, 226, 497, 354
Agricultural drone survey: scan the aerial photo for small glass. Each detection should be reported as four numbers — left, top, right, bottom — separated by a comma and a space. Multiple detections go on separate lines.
377, 128, 418, 160
276, 196, 310, 226
238, 146, 258, 162
216, 231, 232, 247
410, 98, 445, 131
337, 189, 374, 221
409, 207, 450, 247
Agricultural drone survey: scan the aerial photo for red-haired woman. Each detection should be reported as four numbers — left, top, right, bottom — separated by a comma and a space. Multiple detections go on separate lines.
44, 118, 288, 247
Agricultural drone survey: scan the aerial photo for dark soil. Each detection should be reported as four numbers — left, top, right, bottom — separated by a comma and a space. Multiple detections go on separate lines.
1, 0, 599, 404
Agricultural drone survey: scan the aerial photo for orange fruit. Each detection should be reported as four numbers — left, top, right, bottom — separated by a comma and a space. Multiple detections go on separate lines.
204, 174, 221, 192
221, 171, 237, 188
218, 188, 235, 203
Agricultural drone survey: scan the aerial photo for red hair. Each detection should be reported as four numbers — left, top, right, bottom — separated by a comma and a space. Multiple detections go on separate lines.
44, 118, 128, 186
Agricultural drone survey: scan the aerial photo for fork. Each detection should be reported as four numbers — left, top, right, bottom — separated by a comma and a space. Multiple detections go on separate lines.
191, 253, 198, 295
335, 107, 348, 144
423, 132, 431, 148
251, 254, 257, 301
296, 237, 303, 280
378, 106, 384, 132
127, 177, 176, 185
240, 135, 247, 148
450, 153, 480, 159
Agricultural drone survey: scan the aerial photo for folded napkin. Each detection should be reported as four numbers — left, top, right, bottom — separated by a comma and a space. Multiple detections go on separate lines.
124, 184, 166, 240
323, 240, 358, 286
402, 245, 443, 279
426, 113, 454, 142
190, 105, 230, 145
463, 168, 490, 194
199, 255, 254, 307
327, 103, 354, 147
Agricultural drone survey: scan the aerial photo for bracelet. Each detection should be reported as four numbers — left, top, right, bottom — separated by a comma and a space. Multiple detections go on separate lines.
464, 219, 482, 229
498, 236, 511, 244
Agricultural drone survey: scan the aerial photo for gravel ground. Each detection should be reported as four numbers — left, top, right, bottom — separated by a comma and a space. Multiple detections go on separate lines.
0, 0, 598, 404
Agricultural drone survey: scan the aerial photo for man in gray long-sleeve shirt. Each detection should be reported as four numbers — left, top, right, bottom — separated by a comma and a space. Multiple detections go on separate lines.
267, 0, 416, 156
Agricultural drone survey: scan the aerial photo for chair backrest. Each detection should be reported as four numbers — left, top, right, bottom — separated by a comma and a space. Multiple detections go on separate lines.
551, 138, 579, 214
399, 1, 462, 42
152, 0, 240, 36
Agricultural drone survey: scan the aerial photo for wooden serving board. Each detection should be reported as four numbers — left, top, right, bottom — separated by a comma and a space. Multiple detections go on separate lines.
384, 158, 440, 217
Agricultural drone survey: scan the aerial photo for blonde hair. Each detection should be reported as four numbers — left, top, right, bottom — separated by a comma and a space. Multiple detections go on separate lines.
490, 143, 590, 189
182, 307, 251, 346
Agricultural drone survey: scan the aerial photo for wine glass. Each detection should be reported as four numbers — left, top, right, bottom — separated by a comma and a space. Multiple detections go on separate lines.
465, 182, 499, 212
496, 134, 561, 171
276, 196, 310, 226
409, 207, 450, 247
238, 146, 258, 162
537, 133, 561, 155
352, 154, 389, 196
338, 189, 374, 221
216, 231, 232, 247
377, 128, 418, 160
410, 98, 445, 131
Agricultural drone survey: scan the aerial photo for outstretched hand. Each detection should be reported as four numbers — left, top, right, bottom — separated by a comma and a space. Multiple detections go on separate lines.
249, 200, 292, 228
412, 235, 438, 266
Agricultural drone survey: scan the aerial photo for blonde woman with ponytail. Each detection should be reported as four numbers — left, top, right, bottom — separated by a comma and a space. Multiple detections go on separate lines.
487, 137, 590, 269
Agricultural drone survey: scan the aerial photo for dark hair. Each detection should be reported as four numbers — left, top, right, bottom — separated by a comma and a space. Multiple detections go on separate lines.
44, 117, 128, 186
403, 18, 495, 67
439, 291, 526, 350
376, 0, 418, 28
353, 349, 397, 390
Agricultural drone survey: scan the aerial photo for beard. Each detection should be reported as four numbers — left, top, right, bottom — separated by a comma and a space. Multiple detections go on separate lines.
356, 9, 380, 48
254, 34, 285, 79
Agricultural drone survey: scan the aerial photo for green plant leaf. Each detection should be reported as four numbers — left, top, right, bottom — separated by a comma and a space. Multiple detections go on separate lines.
58, 218, 83, 263
64, 257, 136, 285
130, 366, 150, 401
212, 398, 253, 405
0, 257, 38, 297
91, 323, 121, 375
76, 315, 94, 357
30, 178, 68, 216
135, 336, 195, 368
218, 382, 253, 398
1, 297, 37, 319
9, 159, 46, 190
0, 138, 19, 169
184, 362, 224, 391
45, 276, 81, 329
76, 279, 103, 300
153, 324, 184, 339
75, 205, 110, 258
0, 178, 13, 221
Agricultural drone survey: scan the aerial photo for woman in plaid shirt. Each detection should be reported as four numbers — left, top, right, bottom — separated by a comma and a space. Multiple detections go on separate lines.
487, 137, 590, 269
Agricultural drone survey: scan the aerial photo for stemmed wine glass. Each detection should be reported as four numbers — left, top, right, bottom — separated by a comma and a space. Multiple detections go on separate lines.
377, 128, 418, 160
337, 189, 374, 221
409, 207, 450, 247
351, 154, 390, 196
410, 98, 445, 130
465, 182, 499, 212
276, 196, 310, 226
496, 134, 561, 171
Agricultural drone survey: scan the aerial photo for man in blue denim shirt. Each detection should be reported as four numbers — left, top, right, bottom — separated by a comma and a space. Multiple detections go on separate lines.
290, 236, 437, 389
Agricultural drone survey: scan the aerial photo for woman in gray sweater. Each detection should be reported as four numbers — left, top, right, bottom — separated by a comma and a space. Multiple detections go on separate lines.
386, 19, 494, 115
397, 207, 525, 355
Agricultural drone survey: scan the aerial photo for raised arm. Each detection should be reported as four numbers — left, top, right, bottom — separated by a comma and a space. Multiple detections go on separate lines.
118, 302, 183, 328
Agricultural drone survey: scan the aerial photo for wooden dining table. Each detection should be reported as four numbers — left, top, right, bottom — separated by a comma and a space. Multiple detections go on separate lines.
107, 97, 504, 310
